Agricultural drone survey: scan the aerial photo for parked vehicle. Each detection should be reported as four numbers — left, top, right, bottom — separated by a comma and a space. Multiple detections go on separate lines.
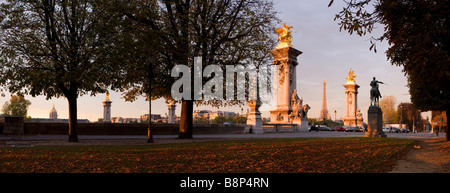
392, 127, 401, 133
334, 127, 346, 132
400, 128, 410, 133
345, 126, 363, 132
309, 125, 319, 132
355, 127, 364, 132
318, 126, 331, 131
309, 125, 330, 131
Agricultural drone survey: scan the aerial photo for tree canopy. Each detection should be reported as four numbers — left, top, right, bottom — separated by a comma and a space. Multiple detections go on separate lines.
0, 0, 125, 142
116, 0, 279, 138
379, 95, 398, 124
1, 95, 31, 118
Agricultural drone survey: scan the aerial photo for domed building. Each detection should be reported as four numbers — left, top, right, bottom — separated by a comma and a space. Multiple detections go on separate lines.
49, 104, 58, 119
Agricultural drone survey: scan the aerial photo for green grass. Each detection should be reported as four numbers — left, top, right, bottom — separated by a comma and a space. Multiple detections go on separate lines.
0, 137, 415, 173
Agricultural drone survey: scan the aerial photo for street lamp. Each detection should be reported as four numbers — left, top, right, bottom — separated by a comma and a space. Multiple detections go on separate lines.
334, 110, 337, 123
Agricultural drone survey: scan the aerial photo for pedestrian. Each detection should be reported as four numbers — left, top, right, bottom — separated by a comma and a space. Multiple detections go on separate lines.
435, 126, 439, 137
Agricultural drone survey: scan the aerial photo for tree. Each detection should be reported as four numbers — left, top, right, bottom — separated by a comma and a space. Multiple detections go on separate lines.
397, 102, 422, 131
379, 95, 398, 124
329, 0, 450, 140
117, 0, 278, 139
2, 95, 31, 117
0, 0, 124, 142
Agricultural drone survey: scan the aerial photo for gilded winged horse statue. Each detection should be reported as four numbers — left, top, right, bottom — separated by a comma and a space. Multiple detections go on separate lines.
274, 24, 296, 48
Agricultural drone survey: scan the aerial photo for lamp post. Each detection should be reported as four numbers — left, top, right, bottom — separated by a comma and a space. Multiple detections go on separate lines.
334, 110, 337, 123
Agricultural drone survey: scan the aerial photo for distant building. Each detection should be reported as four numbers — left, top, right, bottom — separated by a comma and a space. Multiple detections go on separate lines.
111, 117, 139, 123
140, 114, 162, 122
30, 105, 89, 123
49, 104, 58, 119
194, 110, 237, 120
30, 118, 90, 123
111, 117, 124, 123
193, 110, 211, 118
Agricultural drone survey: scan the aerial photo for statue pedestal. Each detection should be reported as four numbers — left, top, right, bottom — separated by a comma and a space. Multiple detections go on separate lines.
364, 106, 386, 137
293, 117, 309, 131
246, 100, 263, 134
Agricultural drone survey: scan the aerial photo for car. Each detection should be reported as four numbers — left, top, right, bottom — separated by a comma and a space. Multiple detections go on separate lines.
344, 127, 355, 132
355, 127, 365, 132
400, 128, 410, 133
382, 127, 391, 133
318, 126, 331, 131
309, 126, 319, 132
345, 126, 364, 132
223, 122, 233, 125
334, 127, 346, 132
392, 127, 401, 133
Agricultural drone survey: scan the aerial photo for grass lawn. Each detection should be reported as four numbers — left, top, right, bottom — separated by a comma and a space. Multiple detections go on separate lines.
0, 137, 415, 173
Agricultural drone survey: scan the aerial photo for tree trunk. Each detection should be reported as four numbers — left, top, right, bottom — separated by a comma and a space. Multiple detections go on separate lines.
67, 95, 78, 142
147, 98, 154, 143
179, 99, 193, 139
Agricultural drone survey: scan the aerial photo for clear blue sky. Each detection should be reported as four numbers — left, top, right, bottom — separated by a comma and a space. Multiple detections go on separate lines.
3, 0, 430, 122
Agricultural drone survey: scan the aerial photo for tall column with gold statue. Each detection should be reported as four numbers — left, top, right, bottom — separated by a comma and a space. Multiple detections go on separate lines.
343, 69, 363, 127
103, 93, 112, 123
269, 24, 303, 124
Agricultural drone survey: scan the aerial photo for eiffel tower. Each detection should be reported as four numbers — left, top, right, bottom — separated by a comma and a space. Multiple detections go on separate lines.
319, 81, 330, 120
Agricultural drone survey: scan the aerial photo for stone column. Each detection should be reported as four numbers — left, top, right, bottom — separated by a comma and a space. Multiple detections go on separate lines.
103, 100, 112, 123
246, 100, 263, 134
269, 46, 302, 123
167, 103, 176, 124
343, 82, 360, 126
246, 77, 263, 133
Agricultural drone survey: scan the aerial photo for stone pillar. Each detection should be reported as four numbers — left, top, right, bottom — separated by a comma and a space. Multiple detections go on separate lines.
364, 106, 386, 137
343, 82, 361, 126
103, 100, 112, 123
246, 100, 263, 134
167, 103, 176, 124
269, 46, 302, 123
246, 76, 263, 133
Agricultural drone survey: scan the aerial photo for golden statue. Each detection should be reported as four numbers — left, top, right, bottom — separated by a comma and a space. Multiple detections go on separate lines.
274, 23, 296, 48
346, 68, 357, 83
105, 92, 110, 101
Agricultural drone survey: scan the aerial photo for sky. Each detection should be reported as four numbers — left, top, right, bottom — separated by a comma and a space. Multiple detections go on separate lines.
1, 0, 430, 122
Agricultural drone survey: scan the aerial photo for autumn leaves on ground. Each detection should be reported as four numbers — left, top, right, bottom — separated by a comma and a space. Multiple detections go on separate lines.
0, 138, 414, 173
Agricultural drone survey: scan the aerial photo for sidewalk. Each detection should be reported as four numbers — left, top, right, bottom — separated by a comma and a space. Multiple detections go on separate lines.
390, 137, 450, 173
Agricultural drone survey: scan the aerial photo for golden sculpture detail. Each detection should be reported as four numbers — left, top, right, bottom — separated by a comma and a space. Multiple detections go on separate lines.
105, 92, 110, 101
346, 68, 357, 83
274, 23, 296, 48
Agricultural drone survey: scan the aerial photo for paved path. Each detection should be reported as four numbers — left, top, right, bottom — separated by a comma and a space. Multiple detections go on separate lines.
390, 138, 450, 173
